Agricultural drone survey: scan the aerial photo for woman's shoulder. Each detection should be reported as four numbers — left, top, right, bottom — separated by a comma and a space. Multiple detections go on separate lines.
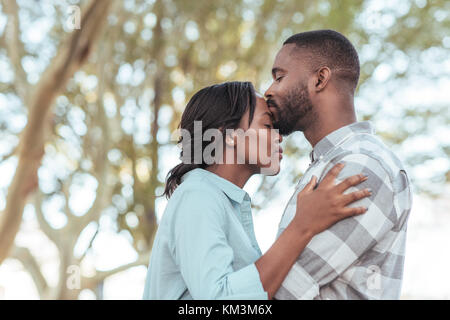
167, 171, 229, 216
171, 169, 220, 196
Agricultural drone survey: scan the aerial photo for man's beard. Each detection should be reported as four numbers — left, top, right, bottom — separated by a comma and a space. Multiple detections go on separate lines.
268, 84, 314, 136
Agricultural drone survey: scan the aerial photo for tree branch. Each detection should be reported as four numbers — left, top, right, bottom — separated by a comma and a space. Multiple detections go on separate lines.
0, 0, 112, 265
78, 226, 99, 263
59, 174, 77, 226
75, 30, 113, 232
10, 245, 48, 298
1, 0, 29, 103
0, 144, 18, 163
82, 251, 151, 288
32, 192, 61, 247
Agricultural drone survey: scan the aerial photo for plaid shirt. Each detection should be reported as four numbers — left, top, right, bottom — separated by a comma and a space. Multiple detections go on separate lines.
274, 121, 412, 300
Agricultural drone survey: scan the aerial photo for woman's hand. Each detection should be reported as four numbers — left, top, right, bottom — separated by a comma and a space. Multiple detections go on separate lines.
292, 163, 371, 237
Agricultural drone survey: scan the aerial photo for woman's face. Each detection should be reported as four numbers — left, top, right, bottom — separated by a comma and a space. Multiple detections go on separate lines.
232, 96, 283, 175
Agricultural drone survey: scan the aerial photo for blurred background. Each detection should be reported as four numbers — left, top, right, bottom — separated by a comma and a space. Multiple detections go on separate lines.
0, 0, 449, 299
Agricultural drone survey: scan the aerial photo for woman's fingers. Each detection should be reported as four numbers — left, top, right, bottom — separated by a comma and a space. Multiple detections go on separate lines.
335, 173, 368, 193
300, 176, 317, 194
320, 163, 345, 186
340, 206, 368, 217
341, 188, 372, 206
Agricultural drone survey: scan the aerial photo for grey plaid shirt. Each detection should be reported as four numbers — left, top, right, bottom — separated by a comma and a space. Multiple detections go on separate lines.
275, 121, 412, 300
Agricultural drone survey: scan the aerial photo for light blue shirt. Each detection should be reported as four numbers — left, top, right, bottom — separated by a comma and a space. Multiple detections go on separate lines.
142, 168, 268, 300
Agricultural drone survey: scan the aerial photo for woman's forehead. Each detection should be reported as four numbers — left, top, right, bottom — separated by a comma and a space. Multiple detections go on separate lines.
255, 96, 270, 112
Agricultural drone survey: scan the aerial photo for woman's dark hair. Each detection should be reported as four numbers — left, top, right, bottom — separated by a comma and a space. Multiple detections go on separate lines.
163, 81, 257, 198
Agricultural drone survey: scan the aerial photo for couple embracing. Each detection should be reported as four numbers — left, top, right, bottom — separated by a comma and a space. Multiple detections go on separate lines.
143, 30, 412, 300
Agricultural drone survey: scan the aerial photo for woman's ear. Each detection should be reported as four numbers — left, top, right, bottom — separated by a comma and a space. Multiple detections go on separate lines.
219, 126, 234, 148
225, 133, 235, 147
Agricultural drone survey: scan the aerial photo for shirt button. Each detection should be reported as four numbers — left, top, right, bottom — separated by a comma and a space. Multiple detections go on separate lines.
319, 155, 324, 160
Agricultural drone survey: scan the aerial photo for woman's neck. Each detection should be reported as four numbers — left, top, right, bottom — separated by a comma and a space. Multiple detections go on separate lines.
205, 164, 255, 189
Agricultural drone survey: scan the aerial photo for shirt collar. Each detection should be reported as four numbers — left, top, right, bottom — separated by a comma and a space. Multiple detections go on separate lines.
181, 168, 249, 204
310, 121, 375, 162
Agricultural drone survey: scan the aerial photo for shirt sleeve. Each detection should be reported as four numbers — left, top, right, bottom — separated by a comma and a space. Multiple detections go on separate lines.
171, 189, 268, 300
275, 153, 398, 300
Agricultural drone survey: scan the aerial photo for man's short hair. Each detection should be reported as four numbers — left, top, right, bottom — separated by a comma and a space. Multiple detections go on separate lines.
283, 29, 360, 91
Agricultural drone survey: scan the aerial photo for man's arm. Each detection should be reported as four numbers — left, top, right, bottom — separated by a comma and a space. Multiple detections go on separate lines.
275, 153, 398, 300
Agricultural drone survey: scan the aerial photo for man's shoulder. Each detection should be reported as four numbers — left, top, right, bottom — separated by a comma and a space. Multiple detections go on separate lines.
323, 133, 411, 196
330, 133, 406, 176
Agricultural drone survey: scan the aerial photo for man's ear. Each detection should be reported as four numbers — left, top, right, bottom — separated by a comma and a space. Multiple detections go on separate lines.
314, 66, 331, 92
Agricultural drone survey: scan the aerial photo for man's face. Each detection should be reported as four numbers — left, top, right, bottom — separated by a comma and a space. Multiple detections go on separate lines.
264, 44, 314, 136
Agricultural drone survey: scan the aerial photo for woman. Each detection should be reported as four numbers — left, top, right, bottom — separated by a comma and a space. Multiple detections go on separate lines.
142, 81, 370, 300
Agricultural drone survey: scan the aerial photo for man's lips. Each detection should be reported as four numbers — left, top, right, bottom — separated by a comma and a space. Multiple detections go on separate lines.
267, 102, 278, 111
269, 105, 278, 114
267, 101, 279, 121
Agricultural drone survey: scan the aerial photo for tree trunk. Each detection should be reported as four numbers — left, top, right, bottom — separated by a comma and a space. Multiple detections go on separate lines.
0, 0, 112, 264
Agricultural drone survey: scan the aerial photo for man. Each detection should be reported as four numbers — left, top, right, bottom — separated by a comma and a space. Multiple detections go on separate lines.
265, 30, 412, 299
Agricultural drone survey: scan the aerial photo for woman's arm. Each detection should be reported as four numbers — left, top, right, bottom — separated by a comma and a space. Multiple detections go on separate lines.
173, 189, 268, 299
255, 163, 371, 299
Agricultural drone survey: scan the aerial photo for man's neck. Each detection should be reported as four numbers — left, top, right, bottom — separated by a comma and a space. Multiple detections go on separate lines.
304, 114, 357, 148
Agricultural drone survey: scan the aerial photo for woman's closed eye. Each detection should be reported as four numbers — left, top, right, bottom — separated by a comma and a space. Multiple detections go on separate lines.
264, 124, 273, 129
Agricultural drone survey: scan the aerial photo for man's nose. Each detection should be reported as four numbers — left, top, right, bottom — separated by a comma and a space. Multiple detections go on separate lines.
264, 84, 273, 99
